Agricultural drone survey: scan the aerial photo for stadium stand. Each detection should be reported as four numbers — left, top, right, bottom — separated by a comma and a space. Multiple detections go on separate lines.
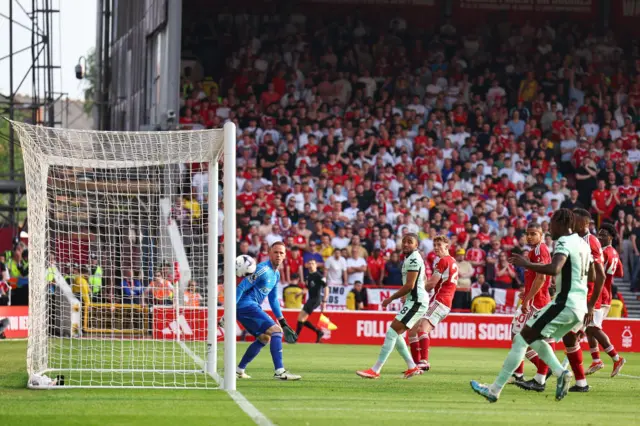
174, 14, 640, 313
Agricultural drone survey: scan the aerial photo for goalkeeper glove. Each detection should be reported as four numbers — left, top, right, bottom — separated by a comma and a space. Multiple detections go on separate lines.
279, 318, 298, 343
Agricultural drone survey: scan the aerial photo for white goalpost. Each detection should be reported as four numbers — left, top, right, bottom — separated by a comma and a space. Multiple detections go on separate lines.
10, 119, 237, 390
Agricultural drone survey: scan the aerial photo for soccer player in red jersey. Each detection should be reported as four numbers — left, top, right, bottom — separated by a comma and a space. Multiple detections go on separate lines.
408, 236, 458, 371
511, 222, 554, 392
586, 224, 626, 377
567, 209, 606, 392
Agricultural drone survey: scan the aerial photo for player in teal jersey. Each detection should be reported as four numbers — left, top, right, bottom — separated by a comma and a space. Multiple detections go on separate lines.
470, 208, 595, 402
356, 233, 426, 380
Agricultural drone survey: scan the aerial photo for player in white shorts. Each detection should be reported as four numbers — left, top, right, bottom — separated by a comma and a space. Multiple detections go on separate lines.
510, 222, 554, 390
356, 234, 427, 380
408, 235, 457, 371
471, 208, 593, 403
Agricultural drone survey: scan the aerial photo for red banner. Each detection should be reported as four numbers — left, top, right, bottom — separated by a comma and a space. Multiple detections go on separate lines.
5, 305, 639, 353
0, 306, 29, 339
149, 307, 640, 353
152, 307, 224, 341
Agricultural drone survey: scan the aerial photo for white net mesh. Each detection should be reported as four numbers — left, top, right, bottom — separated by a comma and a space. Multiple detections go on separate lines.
11, 121, 228, 389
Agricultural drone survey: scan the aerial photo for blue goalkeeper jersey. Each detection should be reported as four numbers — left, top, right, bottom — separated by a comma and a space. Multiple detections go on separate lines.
236, 260, 283, 319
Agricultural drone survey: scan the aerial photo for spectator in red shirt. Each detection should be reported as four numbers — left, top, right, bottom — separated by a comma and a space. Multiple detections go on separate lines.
493, 252, 518, 290
591, 179, 610, 220
366, 249, 386, 286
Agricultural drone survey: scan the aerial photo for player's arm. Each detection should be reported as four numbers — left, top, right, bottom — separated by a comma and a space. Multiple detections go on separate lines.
509, 252, 567, 276
321, 279, 328, 312
383, 270, 419, 305
269, 284, 298, 342
425, 269, 441, 291
267, 285, 284, 320
588, 261, 604, 309
584, 261, 599, 325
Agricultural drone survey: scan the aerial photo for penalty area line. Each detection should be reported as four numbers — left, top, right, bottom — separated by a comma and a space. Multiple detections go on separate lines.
227, 389, 276, 426
618, 373, 640, 379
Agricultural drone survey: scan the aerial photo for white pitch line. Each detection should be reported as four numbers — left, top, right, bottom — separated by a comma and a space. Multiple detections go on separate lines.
618, 373, 640, 379
228, 390, 276, 426
177, 341, 274, 426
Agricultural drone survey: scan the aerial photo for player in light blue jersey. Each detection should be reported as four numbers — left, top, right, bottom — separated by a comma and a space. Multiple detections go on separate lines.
470, 208, 595, 403
236, 241, 301, 381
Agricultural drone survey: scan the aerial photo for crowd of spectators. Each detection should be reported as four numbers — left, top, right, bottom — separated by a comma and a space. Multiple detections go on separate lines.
178, 14, 640, 309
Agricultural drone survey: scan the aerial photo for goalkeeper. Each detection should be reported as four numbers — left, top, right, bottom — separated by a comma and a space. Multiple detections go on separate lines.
235, 241, 301, 381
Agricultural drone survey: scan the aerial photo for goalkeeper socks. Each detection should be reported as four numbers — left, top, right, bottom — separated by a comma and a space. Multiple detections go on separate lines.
372, 328, 400, 373
490, 334, 528, 394
304, 321, 320, 333
418, 332, 429, 362
270, 332, 284, 371
238, 339, 266, 370
296, 321, 304, 336
396, 333, 416, 369
529, 339, 565, 377
409, 336, 421, 364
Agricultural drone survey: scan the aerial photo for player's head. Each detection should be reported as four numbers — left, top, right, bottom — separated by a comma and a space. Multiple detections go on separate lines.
307, 258, 317, 272
549, 208, 574, 240
598, 223, 616, 247
401, 233, 419, 255
269, 241, 287, 269
572, 208, 591, 235
433, 235, 450, 257
525, 221, 543, 246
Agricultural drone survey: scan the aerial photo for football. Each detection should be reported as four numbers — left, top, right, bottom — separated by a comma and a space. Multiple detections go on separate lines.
235, 254, 257, 277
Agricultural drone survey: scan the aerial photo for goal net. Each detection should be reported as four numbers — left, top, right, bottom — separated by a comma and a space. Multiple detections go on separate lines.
10, 120, 237, 390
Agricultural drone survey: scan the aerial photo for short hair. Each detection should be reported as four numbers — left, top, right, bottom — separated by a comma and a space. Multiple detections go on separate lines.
433, 235, 450, 245
403, 233, 419, 243
526, 221, 542, 230
270, 241, 286, 250
572, 208, 591, 220
600, 223, 617, 239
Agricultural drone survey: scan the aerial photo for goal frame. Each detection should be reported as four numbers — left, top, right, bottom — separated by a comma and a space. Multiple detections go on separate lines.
10, 119, 237, 391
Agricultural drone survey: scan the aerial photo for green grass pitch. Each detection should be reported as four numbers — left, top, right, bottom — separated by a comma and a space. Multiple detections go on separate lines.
1, 340, 640, 425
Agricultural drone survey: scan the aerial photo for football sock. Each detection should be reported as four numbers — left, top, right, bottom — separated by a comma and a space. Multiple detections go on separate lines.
296, 321, 304, 336
604, 345, 620, 362
526, 348, 541, 370
536, 340, 554, 377
566, 345, 587, 386
304, 321, 320, 333
418, 332, 430, 362
491, 334, 527, 394
396, 334, 416, 369
534, 373, 547, 385
529, 339, 565, 377
409, 336, 421, 364
590, 347, 601, 362
372, 328, 400, 373
238, 339, 266, 370
270, 332, 285, 371
514, 361, 524, 377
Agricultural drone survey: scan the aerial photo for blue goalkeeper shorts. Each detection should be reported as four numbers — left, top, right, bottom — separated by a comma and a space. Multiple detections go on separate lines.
237, 304, 275, 337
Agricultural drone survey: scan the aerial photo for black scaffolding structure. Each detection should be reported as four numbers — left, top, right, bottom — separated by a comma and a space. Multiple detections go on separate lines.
0, 0, 64, 234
